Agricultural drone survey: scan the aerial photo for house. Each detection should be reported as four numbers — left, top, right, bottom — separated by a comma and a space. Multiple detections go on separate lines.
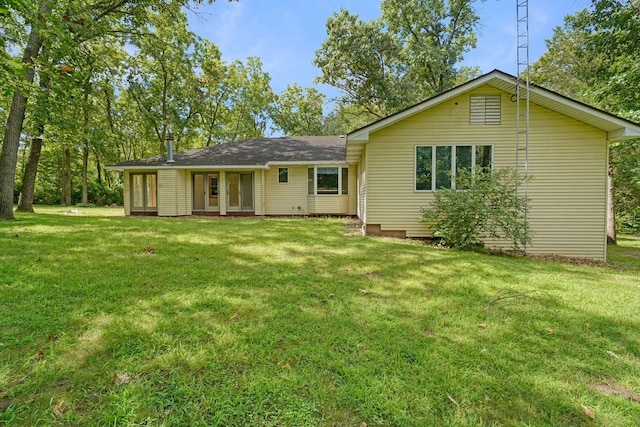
109, 70, 640, 260
110, 136, 358, 217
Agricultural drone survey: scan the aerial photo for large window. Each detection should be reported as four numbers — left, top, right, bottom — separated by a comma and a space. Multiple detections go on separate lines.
131, 173, 157, 211
308, 166, 348, 195
416, 145, 493, 191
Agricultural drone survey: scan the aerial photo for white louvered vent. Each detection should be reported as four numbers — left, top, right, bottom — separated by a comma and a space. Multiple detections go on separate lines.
470, 95, 501, 125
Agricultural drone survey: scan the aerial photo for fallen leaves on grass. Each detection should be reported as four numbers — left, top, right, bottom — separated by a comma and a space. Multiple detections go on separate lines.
229, 313, 239, 321
447, 394, 459, 406
33, 350, 45, 360
606, 350, 620, 359
51, 400, 65, 418
581, 404, 595, 420
113, 372, 132, 386
144, 246, 155, 254
546, 327, 555, 334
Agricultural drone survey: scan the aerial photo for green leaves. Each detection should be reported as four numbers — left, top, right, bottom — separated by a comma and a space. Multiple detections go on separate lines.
421, 168, 531, 251
315, 1, 483, 121
272, 84, 325, 136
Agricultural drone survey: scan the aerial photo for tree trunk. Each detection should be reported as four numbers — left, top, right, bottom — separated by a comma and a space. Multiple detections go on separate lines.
0, 1, 52, 220
607, 163, 617, 244
82, 143, 89, 204
63, 148, 72, 206
16, 135, 44, 213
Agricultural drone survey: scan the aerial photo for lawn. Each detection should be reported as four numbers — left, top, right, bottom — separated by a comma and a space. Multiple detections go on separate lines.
1, 208, 639, 426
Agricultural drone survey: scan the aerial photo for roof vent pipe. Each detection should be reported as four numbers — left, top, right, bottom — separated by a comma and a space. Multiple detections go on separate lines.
166, 131, 175, 164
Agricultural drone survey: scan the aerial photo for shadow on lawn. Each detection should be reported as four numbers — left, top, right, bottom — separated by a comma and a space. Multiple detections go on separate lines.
1, 214, 639, 425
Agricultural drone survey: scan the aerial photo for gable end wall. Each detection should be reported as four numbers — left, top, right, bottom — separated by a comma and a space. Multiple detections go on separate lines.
363, 86, 608, 260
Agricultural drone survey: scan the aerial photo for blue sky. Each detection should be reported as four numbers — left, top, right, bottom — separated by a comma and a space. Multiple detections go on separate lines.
186, 0, 591, 102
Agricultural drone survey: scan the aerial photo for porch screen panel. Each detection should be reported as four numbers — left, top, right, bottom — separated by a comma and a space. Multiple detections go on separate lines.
241, 173, 253, 210
146, 174, 157, 208
209, 174, 219, 207
228, 173, 239, 208
132, 174, 144, 209
193, 174, 205, 210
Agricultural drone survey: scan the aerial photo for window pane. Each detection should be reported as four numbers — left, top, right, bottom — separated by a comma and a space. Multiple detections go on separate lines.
278, 167, 288, 183
228, 173, 239, 208
456, 146, 472, 189
146, 174, 157, 208
132, 174, 144, 209
317, 167, 339, 194
416, 146, 432, 190
341, 167, 348, 195
193, 174, 205, 210
476, 145, 492, 174
435, 146, 452, 189
308, 168, 314, 195
210, 175, 219, 196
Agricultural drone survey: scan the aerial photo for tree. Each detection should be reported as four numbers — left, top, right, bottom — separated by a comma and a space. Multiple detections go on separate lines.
0, 0, 52, 219
381, 0, 481, 95
126, 2, 201, 155
272, 84, 325, 136
314, 9, 406, 119
315, 1, 483, 122
0, 0, 235, 220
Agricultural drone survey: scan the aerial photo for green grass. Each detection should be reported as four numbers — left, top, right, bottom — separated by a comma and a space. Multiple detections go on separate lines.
1, 208, 639, 426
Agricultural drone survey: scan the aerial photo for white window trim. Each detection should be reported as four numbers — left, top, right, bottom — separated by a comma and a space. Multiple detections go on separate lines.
308, 166, 348, 196
277, 167, 289, 184
414, 144, 494, 192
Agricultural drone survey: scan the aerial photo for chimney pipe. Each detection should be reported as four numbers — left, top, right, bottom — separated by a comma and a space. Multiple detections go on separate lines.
166, 131, 175, 164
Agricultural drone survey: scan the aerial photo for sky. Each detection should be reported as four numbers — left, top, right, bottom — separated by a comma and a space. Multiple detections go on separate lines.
186, 0, 592, 105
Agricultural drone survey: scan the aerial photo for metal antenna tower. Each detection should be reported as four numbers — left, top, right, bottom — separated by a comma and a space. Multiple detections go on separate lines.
516, 0, 530, 252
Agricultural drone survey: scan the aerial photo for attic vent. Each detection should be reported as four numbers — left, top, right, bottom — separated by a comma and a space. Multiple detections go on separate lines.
470, 95, 501, 125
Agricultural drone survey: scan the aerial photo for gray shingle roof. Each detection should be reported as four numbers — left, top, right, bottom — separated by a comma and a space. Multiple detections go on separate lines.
110, 136, 347, 168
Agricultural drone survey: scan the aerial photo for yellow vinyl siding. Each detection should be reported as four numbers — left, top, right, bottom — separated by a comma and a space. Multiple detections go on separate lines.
264, 166, 309, 215
264, 165, 355, 215
348, 165, 358, 215
308, 195, 350, 215
157, 169, 178, 216
364, 86, 608, 260
123, 171, 131, 216
254, 170, 263, 215
358, 149, 367, 222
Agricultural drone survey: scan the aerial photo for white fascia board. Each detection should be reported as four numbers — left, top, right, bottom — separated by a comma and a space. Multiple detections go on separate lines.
266, 160, 348, 168
608, 128, 640, 142
106, 164, 270, 171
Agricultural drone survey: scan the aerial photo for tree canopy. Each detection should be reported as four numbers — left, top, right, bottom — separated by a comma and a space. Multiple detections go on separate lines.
314, 0, 484, 122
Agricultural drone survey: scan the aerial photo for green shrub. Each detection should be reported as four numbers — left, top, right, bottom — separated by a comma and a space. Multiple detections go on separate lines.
421, 168, 531, 250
